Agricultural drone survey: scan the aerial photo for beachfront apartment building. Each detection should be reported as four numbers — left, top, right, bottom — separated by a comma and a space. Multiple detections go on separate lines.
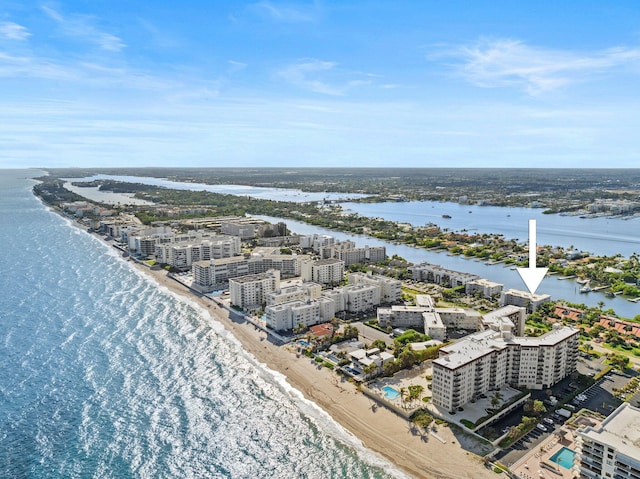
265, 283, 380, 330
229, 270, 281, 310
265, 296, 336, 331
100, 219, 140, 241
155, 235, 242, 270
192, 256, 251, 291
261, 274, 394, 331
347, 272, 401, 303
465, 278, 504, 299
499, 288, 552, 313
575, 403, 640, 479
127, 226, 175, 257
266, 300, 320, 331
192, 251, 311, 291
301, 258, 345, 285
409, 263, 480, 287
431, 325, 578, 412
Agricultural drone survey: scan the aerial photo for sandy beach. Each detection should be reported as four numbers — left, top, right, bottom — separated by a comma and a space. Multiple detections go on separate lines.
134, 262, 497, 479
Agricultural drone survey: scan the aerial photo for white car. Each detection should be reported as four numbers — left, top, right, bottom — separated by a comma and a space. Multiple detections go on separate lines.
536, 424, 548, 432
543, 418, 554, 425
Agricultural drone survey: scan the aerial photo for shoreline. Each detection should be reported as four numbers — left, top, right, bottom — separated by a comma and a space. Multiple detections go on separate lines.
37, 194, 497, 479
125, 254, 496, 479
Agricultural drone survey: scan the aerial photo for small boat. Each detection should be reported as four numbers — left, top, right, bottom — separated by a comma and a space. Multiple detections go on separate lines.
442, 214, 452, 219
580, 286, 591, 293
576, 278, 589, 284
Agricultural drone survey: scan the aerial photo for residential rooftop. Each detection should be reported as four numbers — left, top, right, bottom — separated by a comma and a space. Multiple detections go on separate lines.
579, 403, 640, 460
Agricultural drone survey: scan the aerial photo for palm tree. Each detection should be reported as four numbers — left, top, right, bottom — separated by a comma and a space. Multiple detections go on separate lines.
363, 363, 378, 379
491, 391, 503, 408
399, 387, 408, 408
408, 384, 424, 405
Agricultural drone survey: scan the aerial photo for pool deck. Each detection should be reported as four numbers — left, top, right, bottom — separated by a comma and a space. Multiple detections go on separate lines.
510, 429, 577, 479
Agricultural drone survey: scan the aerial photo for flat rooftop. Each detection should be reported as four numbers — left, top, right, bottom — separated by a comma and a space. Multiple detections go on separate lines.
434, 329, 507, 369
579, 403, 640, 460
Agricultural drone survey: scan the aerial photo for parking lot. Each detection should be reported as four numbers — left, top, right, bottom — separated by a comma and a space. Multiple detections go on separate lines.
576, 353, 607, 377
571, 371, 628, 415
494, 371, 633, 467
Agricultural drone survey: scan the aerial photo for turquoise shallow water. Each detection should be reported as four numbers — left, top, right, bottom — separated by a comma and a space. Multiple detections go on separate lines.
0, 169, 404, 478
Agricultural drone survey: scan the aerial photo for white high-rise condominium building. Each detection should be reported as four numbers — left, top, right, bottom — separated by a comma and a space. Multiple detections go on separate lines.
576, 403, 640, 479
345, 284, 380, 313
155, 235, 241, 270
331, 244, 386, 266
465, 278, 504, 299
499, 288, 552, 313
229, 270, 280, 310
348, 272, 401, 303
409, 263, 480, 287
265, 292, 336, 332
481, 305, 526, 337
431, 325, 578, 412
301, 258, 345, 285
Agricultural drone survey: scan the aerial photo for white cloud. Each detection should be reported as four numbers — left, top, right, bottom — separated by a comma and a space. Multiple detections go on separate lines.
247, 1, 316, 22
279, 60, 343, 95
435, 38, 640, 95
0, 22, 31, 41
278, 59, 373, 96
0, 51, 78, 80
2, 95, 640, 168
227, 60, 247, 73
41, 5, 125, 52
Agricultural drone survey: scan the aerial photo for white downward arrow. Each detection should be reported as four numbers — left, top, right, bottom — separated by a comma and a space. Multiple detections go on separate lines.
516, 219, 548, 294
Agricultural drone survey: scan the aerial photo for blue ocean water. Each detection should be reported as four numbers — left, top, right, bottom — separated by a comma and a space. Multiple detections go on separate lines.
0, 170, 404, 479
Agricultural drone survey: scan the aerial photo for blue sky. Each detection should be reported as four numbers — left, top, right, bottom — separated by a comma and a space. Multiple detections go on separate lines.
2, 1, 640, 168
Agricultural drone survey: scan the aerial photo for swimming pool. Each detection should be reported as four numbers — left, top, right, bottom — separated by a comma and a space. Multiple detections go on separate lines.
383, 386, 401, 400
549, 447, 576, 469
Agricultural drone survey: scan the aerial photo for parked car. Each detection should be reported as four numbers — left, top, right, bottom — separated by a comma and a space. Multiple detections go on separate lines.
543, 418, 554, 425
536, 424, 548, 432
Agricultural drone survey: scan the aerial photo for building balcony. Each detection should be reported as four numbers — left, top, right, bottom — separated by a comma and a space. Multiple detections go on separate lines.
582, 456, 603, 467
580, 463, 602, 475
